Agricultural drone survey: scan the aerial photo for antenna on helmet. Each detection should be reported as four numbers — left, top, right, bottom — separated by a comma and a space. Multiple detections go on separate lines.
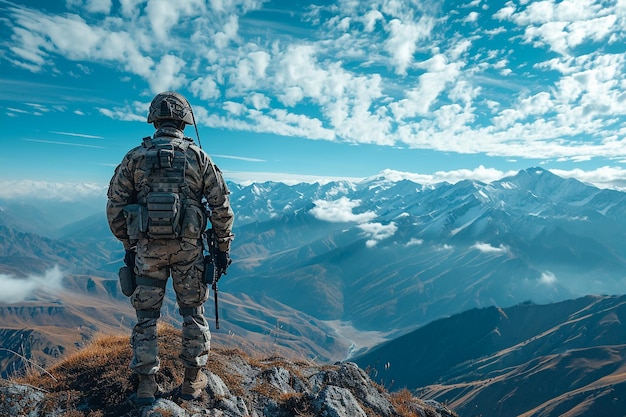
189, 104, 222, 192
190, 107, 203, 149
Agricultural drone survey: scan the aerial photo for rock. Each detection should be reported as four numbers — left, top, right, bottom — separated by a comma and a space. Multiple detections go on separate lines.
205, 370, 231, 398
313, 385, 367, 417
311, 362, 395, 416
0, 383, 45, 417
0, 330, 458, 417
141, 399, 188, 417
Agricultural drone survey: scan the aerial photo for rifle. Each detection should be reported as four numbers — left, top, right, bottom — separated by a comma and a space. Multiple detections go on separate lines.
203, 229, 225, 329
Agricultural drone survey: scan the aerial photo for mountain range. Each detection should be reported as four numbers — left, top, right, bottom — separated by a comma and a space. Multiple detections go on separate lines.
1, 167, 626, 416
225, 167, 626, 336
355, 294, 626, 417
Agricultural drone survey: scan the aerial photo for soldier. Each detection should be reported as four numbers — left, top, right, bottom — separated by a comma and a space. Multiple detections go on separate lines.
106, 91, 234, 405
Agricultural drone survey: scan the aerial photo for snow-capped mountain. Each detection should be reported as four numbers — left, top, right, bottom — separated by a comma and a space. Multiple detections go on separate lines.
224, 167, 626, 339
2, 167, 626, 354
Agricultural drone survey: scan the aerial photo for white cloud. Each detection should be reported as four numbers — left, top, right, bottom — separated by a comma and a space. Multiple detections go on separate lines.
472, 242, 510, 255
373, 166, 518, 186
539, 270, 557, 285
146, 54, 187, 93
358, 221, 398, 247
146, 0, 207, 42
463, 11, 480, 23
0, 180, 107, 201
119, 0, 145, 17
98, 100, 147, 122
384, 16, 435, 75
310, 197, 377, 223
212, 154, 265, 162
226, 164, 626, 192
3, 0, 626, 166
391, 53, 465, 119
86, 0, 113, 14
0, 266, 65, 303
247, 93, 270, 110
233, 51, 270, 90
190, 76, 221, 100
362, 9, 383, 32
67, 0, 112, 14
511, 1, 618, 56
23, 139, 105, 149
551, 166, 626, 191
214, 14, 240, 48
223, 171, 362, 185
50, 131, 104, 139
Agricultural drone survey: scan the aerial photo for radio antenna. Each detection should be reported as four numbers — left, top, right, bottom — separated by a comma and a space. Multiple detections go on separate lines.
189, 105, 223, 191
190, 107, 202, 149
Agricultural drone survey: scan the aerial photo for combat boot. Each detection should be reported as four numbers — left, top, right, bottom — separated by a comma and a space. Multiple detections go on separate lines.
136, 374, 159, 405
181, 367, 208, 400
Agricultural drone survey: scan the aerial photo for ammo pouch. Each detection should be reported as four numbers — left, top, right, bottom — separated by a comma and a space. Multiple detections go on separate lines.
123, 204, 148, 241
118, 266, 136, 297
146, 191, 182, 239
181, 203, 206, 241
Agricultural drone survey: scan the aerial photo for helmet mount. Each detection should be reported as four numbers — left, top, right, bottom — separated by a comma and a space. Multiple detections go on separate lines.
147, 91, 203, 149
147, 91, 195, 126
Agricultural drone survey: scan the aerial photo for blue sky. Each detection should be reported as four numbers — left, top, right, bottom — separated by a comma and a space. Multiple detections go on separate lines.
1, 0, 626, 200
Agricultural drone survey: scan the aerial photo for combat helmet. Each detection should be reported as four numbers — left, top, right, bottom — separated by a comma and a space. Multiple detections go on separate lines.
147, 91, 195, 126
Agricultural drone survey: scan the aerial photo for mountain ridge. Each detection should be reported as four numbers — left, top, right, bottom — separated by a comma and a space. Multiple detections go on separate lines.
355, 294, 626, 417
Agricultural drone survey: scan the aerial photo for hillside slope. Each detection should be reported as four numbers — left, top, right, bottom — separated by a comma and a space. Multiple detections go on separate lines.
0, 323, 458, 417
0, 275, 358, 379
355, 294, 626, 417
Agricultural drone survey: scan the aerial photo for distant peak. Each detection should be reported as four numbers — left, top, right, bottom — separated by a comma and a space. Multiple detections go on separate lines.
360, 169, 423, 185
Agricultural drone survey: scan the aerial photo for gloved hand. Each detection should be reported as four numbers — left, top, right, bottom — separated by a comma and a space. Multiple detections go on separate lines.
124, 249, 136, 268
215, 249, 232, 275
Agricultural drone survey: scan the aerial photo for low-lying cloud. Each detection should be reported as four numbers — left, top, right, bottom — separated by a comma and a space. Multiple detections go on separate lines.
472, 242, 510, 255
0, 180, 107, 201
0, 266, 65, 303
358, 221, 398, 247
540, 271, 558, 286
310, 197, 377, 223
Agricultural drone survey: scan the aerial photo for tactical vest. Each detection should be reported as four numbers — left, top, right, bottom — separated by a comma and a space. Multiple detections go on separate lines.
143, 138, 188, 239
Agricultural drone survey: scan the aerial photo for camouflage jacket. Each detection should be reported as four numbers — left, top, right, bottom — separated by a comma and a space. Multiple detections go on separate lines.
106, 127, 234, 252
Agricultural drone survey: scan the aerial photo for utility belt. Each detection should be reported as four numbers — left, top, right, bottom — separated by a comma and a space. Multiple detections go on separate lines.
123, 196, 206, 242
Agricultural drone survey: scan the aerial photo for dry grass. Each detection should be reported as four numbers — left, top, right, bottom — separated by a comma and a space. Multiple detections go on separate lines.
14, 323, 187, 417
5, 322, 458, 417
390, 388, 454, 417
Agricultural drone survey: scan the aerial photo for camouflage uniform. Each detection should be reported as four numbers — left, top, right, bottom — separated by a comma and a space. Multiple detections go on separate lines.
106, 125, 234, 376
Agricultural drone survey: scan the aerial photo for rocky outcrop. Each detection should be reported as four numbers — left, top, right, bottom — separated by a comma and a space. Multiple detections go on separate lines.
0, 325, 458, 417
0, 364, 457, 417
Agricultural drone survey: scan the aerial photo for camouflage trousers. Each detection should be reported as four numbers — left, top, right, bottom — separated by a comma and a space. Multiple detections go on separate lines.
129, 237, 211, 375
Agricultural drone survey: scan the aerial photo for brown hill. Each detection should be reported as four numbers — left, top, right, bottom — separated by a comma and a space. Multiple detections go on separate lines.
0, 323, 458, 417
0, 273, 358, 379
421, 345, 626, 417
0, 274, 135, 378
357, 294, 626, 417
